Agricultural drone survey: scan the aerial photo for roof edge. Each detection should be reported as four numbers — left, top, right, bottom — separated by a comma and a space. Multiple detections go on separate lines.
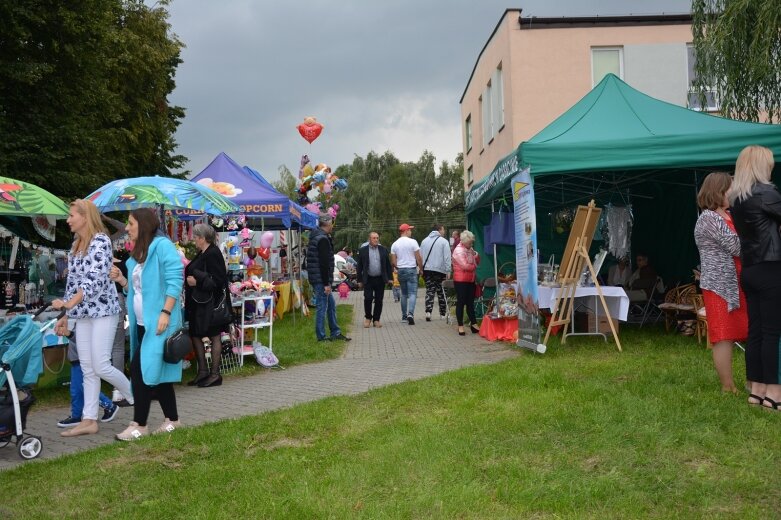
459, 8, 521, 105
519, 13, 692, 29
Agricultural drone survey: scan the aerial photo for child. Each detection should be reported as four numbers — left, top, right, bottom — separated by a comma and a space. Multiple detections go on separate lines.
392, 271, 401, 303
56, 332, 120, 428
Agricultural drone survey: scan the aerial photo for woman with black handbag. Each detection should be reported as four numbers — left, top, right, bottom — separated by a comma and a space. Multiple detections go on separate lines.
109, 208, 185, 441
184, 223, 230, 388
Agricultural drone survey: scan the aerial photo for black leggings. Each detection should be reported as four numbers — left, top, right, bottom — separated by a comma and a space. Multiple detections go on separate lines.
131, 326, 178, 426
742, 261, 781, 384
454, 281, 476, 327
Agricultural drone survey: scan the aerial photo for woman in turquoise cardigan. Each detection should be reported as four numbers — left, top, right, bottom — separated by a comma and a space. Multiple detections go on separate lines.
110, 208, 184, 441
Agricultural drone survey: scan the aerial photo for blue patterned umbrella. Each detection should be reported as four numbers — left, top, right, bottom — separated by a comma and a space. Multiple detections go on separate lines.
86, 176, 239, 215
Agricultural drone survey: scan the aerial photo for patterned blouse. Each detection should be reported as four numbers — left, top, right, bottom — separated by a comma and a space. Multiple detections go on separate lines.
64, 233, 121, 319
693, 210, 741, 311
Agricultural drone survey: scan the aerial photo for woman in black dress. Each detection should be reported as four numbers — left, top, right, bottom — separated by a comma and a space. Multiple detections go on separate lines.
185, 223, 229, 388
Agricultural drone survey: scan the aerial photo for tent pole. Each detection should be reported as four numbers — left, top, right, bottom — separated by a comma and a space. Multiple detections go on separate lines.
492, 201, 498, 288
288, 227, 295, 325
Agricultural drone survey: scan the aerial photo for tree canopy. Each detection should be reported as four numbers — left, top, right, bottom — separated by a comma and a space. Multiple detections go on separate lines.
273, 150, 465, 249
0, 0, 186, 201
692, 0, 781, 123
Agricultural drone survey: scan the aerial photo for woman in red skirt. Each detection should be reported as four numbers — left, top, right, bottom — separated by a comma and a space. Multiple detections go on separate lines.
694, 172, 748, 393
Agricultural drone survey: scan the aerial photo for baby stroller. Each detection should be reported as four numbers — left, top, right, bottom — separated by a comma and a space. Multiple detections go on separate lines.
0, 306, 63, 460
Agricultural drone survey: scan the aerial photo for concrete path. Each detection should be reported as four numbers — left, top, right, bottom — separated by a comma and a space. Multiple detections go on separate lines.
0, 289, 517, 470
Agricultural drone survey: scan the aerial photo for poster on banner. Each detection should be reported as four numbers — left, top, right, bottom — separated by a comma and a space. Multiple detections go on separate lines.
512, 168, 543, 352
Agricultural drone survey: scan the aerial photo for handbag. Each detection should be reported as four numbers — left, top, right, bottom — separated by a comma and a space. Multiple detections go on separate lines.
211, 287, 234, 328
164, 328, 192, 364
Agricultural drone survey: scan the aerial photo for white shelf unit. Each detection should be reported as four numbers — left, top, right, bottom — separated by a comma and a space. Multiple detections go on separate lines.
234, 293, 274, 366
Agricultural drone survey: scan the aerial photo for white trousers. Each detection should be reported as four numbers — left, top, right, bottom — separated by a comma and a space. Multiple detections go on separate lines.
74, 314, 133, 420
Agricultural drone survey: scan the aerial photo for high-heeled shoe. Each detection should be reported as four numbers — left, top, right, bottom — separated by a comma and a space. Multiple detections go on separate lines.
458, 327, 465, 336
470, 325, 480, 334
187, 373, 208, 386
198, 374, 222, 388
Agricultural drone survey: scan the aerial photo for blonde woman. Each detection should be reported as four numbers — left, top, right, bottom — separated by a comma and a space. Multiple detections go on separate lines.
728, 145, 781, 409
53, 200, 133, 437
451, 230, 480, 335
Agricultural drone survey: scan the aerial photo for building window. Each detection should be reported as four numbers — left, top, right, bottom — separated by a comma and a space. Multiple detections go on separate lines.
481, 89, 491, 148
480, 63, 505, 147
465, 115, 472, 153
686, 44, 719, 111
493, 64, 504, 131
591, 47, 623, 86
467, 165, 474, 185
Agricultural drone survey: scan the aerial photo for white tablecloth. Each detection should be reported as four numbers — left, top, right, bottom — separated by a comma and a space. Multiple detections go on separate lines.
538, 285, 629, 321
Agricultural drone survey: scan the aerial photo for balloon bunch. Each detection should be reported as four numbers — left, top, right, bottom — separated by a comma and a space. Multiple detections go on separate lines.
297, 154, 347, 218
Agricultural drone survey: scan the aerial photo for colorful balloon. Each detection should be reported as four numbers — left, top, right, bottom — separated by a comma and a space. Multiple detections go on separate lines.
259, 247, 271, 261
260, 231, 274, 248
296, 116, 324, 144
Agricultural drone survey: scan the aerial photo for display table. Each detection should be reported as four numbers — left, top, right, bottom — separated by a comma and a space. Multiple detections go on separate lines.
538, 285, 629, 321
479, 317, 517, 342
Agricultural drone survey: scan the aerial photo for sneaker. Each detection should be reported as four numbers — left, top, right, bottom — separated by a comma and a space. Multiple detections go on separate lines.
317, 337, 331, 342
113, 398, 131, 408
401, 315, 407, 323
154, 418, 182, 434
100, 403, 119, 423
115, 421, 148, 441
57, 415, 81, 428
330, 334, 352, 341
407, 316, 415, 325
425, 312, 431, 322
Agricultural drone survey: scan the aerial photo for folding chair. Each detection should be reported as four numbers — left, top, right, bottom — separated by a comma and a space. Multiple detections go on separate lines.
690, 293, 708, 345
440, 279, 456, 325
627, 276, 664, 327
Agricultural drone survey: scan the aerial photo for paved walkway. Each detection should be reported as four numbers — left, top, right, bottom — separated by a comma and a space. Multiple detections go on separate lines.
0, 289, 517, 470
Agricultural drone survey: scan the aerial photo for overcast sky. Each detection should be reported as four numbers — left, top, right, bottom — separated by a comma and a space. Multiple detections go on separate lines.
166, 0, 691, 180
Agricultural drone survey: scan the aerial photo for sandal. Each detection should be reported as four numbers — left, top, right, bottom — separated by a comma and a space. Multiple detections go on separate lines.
762, 396, 781, 411
748, 393, 765, 406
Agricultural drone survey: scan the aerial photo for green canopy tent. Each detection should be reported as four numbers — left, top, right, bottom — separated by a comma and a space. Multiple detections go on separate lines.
467, 74, 781, 285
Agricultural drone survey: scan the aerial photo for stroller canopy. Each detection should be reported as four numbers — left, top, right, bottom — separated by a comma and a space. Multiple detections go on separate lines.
0, 316, 44, 388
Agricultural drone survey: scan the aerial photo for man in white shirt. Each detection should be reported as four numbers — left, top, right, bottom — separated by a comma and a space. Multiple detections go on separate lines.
390, 223, 423, 325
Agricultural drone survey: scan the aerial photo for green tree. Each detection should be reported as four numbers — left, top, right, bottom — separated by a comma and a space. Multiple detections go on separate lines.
0, 0, 186, 201
692, 0, 781, 122
272, 165, 298, 199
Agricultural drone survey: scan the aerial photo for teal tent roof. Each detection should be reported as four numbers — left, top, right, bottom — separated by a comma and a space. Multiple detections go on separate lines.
523, 74, 781, 176
466, 74, 781, 212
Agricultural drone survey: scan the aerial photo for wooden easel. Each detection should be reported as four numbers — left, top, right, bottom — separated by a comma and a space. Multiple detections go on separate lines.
542, 200, 622, 352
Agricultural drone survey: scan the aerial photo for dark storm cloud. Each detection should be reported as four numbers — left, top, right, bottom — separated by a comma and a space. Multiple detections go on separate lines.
166, 0, 690, 179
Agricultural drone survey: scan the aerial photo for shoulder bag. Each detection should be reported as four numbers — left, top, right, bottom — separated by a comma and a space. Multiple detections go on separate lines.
164, 328, 192, 364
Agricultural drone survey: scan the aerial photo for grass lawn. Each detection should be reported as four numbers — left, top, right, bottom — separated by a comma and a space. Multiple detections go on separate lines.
3, 326, 780, 518
30, 305, 354, 410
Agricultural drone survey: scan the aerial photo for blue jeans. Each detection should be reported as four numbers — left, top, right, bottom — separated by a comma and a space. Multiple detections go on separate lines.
70, 362, 113, 419
397, 268, 419, 318
313, 284, 341, 340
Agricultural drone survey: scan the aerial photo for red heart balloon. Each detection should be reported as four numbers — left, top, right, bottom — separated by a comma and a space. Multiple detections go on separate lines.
297, 121, 323, 144
259, 247, 271, 261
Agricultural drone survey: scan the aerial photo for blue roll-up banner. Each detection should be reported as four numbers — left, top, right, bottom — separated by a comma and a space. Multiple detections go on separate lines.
513, 168, 545, 353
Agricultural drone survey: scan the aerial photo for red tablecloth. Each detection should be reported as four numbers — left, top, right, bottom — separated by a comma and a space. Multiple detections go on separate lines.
479, 317, 517, 342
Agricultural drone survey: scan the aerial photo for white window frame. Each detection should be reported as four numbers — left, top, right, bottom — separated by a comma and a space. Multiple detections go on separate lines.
686, 43, 719, 112
493, 64, 504, 132
481, 87, 492, 148
467, 165, 474, 186
591, 46, 624, 87
465, 114, 472, 153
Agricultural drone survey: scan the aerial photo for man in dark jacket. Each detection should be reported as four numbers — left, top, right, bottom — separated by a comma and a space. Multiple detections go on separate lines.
307, 214, 350, 342
356, 231, 392, 328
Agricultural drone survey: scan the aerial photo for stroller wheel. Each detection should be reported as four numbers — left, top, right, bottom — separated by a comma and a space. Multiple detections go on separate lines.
18, 435, 42, 460
0, 437, 9, 449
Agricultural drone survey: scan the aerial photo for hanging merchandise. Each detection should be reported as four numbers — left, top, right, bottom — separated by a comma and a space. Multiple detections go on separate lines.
603, 204, 633, 260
